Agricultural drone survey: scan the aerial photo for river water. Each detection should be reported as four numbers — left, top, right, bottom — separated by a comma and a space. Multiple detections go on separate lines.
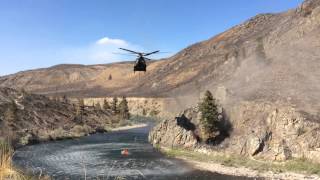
13, 125, 257, 180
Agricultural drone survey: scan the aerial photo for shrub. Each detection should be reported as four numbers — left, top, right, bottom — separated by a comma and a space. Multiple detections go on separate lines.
94, 102, 102, 111
149, 109, 159, 117
70, 125, 93, 137
49, 127, 69, 140
103, 99, 110, 110
4, 100, 18, 122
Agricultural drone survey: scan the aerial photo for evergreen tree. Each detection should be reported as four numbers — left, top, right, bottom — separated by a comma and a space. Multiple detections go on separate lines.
111, 97, 118, 114
62, 95, 69, 104
103, 99, 110, 110
76, 98, 85, 117
94, 102, 102, 111
199, 90, 220, 140
119, 96, 130, 120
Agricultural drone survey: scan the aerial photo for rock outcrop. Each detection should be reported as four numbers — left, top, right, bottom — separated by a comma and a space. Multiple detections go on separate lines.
149, 102, 320, 162
149, 107, 201, 149
226, 101, 320, 161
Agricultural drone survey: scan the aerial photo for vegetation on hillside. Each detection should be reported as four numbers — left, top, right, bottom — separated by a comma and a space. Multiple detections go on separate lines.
4, 100, 18, 123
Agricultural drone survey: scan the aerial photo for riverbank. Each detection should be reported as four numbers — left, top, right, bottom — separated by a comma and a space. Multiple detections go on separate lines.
1, 122, 150, 180
160, 147, 320, 180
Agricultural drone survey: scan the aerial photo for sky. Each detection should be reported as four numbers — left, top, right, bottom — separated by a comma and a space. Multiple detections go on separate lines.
0, 0, 303, 76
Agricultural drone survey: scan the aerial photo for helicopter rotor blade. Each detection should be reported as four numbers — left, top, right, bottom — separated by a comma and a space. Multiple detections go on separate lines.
157, 51, 171, 54
119, 48, 141, 54
143, 50, 160, 56
144, 58, 152, 61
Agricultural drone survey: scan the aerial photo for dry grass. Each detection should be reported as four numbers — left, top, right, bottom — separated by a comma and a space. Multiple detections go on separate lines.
0, 141, 26, 180
163, 148, 320, 176
0, 141, 52, 180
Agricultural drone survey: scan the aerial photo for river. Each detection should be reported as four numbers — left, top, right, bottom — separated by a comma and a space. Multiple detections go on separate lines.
13, 124, 257, 180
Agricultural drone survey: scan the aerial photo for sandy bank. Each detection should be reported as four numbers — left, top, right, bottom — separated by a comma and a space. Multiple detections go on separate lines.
110, 123, 148, 132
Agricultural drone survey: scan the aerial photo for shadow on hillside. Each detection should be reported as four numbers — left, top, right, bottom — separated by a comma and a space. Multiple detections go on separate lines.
207, 109, 233, 145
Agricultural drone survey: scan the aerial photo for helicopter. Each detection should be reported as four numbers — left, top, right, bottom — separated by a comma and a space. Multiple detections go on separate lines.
119, 48, 160, 73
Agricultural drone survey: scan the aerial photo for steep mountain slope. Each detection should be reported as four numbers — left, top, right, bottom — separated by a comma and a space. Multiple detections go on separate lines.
1, 0, 319, 114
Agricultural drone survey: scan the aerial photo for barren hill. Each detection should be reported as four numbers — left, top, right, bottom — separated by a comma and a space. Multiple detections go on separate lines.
1, 0, 320, 114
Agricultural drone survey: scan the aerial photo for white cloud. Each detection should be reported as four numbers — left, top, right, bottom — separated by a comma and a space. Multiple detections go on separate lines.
59, 36, 170, 65
60, 37, 144, 64
96, 37, 128, 46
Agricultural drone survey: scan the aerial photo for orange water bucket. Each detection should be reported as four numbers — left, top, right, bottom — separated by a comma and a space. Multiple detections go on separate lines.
121, 149, 129, 156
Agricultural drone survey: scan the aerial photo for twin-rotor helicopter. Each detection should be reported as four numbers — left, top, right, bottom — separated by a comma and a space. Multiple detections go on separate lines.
118, 48, 162, 73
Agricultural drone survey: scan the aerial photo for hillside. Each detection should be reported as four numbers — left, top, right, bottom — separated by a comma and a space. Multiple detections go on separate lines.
1, 1, 319, 115
149, 0, 320, 163
0, 87, 115, 147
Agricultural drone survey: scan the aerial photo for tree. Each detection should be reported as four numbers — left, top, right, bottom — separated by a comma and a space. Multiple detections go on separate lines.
62, 95, 69, 104
76, 99, 84, 115
199, 90, 220, 141
94, 102, 102, 111
103, 99, 110, 110
75, 98, 85, 122
111, 97, 118, 114
119, 96, 130, 120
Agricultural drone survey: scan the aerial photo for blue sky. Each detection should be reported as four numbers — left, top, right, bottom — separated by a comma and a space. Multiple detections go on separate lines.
0, 0, 303, 76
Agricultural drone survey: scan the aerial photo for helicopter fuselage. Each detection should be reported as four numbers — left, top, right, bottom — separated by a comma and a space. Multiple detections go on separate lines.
134, 56, 147, 72
119, 48, 159, 73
